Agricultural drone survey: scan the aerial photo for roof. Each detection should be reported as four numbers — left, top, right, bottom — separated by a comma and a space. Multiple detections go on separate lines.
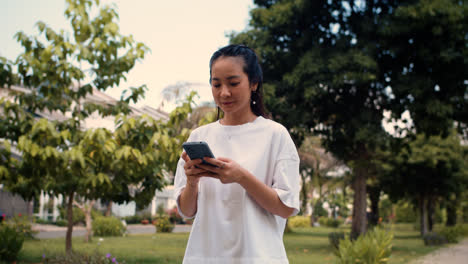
0, 85, 170, 129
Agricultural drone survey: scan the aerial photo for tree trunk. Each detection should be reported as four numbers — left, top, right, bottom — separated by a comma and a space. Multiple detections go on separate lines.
105, 201, 113, 217
446, 199, 457, 227
428, 197, 434, 231
75, 200, 96, 243
368, 186, 380, 227
309, 185, 315, 227
351, 168, 367, 239
419, 195, 429, 236
84, 201, 95, 243
65, 191, 74, 253
300, 174, 308, 216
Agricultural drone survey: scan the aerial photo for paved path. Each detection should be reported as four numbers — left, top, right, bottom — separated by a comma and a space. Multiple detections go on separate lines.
411, 238, 468, 264
33, 224, 192, 239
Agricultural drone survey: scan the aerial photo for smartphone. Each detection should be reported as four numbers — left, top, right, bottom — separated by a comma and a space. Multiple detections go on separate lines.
182, 141, 218, 167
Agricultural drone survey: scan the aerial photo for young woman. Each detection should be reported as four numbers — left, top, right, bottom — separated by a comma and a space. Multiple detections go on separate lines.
174, 44, 300, 264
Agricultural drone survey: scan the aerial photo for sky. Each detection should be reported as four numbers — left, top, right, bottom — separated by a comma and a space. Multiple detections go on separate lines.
0, 0, 411, 135
0, 0, 254, 112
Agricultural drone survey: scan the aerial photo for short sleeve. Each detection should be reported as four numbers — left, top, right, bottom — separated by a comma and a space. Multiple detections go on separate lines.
173, 132, 197, 219
272, 158, 300, 217
272, 128, 300, 217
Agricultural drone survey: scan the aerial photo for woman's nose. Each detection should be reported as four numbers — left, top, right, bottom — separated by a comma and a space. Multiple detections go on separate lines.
220, 85, 231, 97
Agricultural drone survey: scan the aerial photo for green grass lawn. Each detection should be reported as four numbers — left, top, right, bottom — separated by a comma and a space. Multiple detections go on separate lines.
17, 224, 442, 264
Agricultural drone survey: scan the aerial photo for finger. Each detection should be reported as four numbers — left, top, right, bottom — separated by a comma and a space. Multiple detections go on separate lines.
203, 158, 225, 168
216, 157, 231, 162
182, 152, 190, 162
200, 171, 219, 178
184, 159, 203, 170
186, 167, 208, 176
197, 163, 220, 173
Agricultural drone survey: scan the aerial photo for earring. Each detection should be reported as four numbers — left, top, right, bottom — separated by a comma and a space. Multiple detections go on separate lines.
252, 100, 256, 105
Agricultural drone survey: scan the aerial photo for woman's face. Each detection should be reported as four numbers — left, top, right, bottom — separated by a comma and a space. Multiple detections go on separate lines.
211, 56, 257, 117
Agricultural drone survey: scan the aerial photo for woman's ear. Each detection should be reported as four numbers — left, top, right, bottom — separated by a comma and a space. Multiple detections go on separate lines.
251, 82, 258, 92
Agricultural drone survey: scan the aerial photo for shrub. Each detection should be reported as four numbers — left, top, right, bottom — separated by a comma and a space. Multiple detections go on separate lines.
154, 216, 174, 233
288, 216, 311, 228
312, 201, 328, 218
11, 215, 38, 239
156, 204, 166, 217
423, 233, 447, 246
42, 250, 126, 264
123, 214, 142, 224
394, 201, 417, 223
35, 217, 53, 225
318, 217, 344, 228
457, 224, 468, 236
141, 219, 149, 225
91, 208, 103, 220
167, 207, 183, 224
92, 217, 126, 237
59, 206, 85, 225
334, 228, 393, 264
0, 223, 25, 262
328, 232, 345, 251
439, 225, 468, 243
55, 219, 68, 227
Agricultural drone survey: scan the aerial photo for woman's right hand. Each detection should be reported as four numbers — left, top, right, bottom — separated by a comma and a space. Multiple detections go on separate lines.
182, 152, 211, 187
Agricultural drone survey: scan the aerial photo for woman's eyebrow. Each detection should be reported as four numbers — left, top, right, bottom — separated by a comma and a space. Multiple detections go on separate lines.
212, 75, 241, 81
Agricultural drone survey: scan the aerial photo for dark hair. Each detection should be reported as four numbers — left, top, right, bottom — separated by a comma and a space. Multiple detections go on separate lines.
209, 44, 267, 118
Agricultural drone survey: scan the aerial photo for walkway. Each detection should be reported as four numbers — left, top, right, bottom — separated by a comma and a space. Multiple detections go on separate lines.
411, 238, 468, 264
33, 224, 192, 239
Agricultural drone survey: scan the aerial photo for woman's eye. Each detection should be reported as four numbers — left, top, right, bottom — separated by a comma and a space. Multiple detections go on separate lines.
213, 84, 221, 88
230, 83, 240, 87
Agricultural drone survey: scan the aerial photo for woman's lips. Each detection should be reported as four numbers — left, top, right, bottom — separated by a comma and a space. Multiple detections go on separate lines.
221, 102, 233, 106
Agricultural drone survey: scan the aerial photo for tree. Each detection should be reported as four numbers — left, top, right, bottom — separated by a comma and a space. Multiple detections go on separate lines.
230, 0, 391, 238
377, 0, 468, 235
381, 132, 467, 235
0, 0, 179, 252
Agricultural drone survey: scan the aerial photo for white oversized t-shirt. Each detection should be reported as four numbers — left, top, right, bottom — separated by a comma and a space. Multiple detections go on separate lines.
174, 116, 300, 264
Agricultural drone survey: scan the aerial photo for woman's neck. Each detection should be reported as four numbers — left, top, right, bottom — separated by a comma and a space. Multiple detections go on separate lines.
220, 111, 258, 126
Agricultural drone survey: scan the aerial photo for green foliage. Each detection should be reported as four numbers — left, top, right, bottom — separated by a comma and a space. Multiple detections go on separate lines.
435, 224, 468, 244
328, 232, 345, 251
422, 233, 447, 246
0, 222, 25, 262
439, 226, 460, 243
394, 201, 417, 223
34, 217, 53, 225
123, 214, 144, 225
154, 216, 174, 233
54, 219, 68, 227
167, 207, 183, 224
0, 0, 200, 251
156, 204, 166, 217
91, 208, 103, 220
334, 228, 393, 264
318, 217, 344, 228
9, 215, 38, 239
92, 217, 126, 237
288, 215, 311, 228
231, 0, 468, 238
59, 206, 85, 225
312, 201, 328, 218
379, 197, 394, 222
42, 250, 126, 264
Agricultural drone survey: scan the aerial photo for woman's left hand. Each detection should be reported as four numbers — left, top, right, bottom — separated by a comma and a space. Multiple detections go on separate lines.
197, 157, 246, 184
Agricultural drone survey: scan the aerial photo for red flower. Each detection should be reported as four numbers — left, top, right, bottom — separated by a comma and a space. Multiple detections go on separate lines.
18, 213, 22, 217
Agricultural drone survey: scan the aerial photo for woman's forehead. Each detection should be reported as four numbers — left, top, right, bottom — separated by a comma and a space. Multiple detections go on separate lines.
211, 57, 246, 77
